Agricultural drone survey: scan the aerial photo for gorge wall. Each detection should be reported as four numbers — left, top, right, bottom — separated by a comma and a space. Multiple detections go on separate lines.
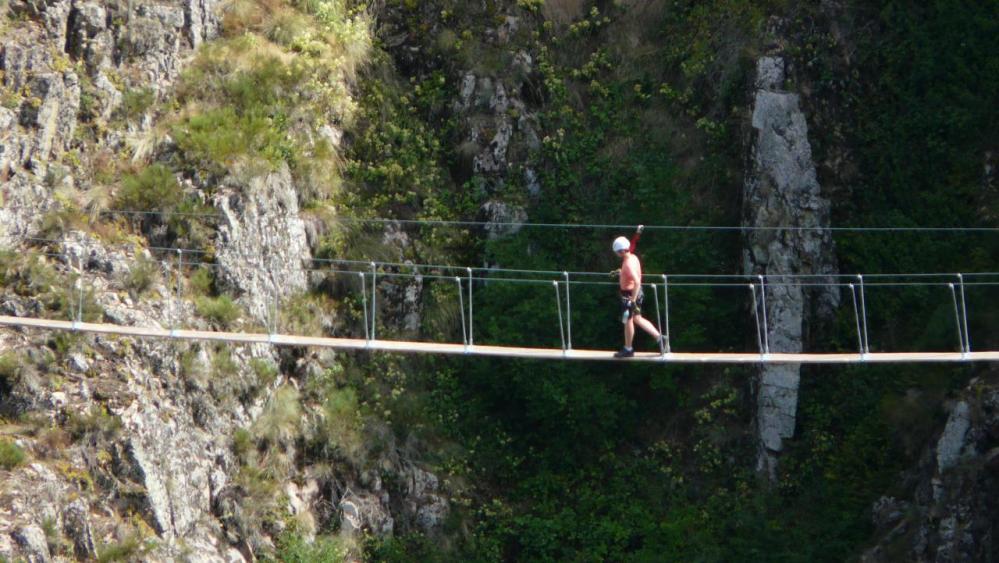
742, 55, 838, 479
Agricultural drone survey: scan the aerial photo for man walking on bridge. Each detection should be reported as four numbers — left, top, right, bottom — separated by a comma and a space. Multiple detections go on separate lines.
613, 226, 664, 358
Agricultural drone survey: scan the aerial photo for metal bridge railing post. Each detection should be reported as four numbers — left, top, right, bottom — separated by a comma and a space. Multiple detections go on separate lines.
173, 249, 182, 337
848, 283, 863, 357
948, 283, 965, 355
651, 283, 661, 332
78, 253, 86, 326
563, 271, 572, 350
554, 281, 566, 354
456, 277, 468, 350
957, 273, 971, 357
370, 262, 377, 341
66, 251, 83, 330
359, 272, 369, 346
270, 279, 279, 340
651, 283, 664, 358
749, 284, 763, 357
857, 274, 870, 356
757, 275, 769, 355
662, 275, 671, 354
467, 268, 474, 346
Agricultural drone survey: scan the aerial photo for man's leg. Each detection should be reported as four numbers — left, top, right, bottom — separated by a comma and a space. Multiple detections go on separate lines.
624, 317, 635, 349
633, 314, 661, 339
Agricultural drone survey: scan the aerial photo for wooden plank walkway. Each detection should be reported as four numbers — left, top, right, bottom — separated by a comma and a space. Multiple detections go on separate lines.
1, 315, 997, 364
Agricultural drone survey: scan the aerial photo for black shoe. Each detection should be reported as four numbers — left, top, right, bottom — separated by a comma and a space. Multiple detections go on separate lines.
614, 347, 635, 358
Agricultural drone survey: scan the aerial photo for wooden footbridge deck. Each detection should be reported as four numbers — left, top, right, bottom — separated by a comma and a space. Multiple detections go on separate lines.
2, 316, 996, 364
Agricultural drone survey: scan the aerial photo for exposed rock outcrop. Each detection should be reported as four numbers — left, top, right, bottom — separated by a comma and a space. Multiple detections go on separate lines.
457, 68, 538, 239
213, 164, 311, 324
863, 378, 999, 562
0, 0, 220, 246
743, 55, 839, 480
376, 224, 424, 336
0, 231, 276, 561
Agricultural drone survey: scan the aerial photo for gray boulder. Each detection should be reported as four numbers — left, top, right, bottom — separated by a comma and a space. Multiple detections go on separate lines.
12, 524, 50, 563
62, 499, 98, 560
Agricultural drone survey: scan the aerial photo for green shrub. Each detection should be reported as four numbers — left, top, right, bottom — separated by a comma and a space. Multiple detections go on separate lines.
516, 0, 543, 12
0, 440, 26, 469
178, 348, 206, 380
0, 252, 103, 321
114, 164, 185, 212
120, 87, 154, 121
47, 332, 82, 358
37, 207, 99, 240
66, 406, 122, 442
188, 267, 215, 296
253, 385, 301, 447
280, 292, 335, 336
124, 256, 159, 296
195, 295, 241, 328
211, 347, 239, 378
272, 531, 349, 562
97, 533, 154, 563
172, 106, 292, 173
0, 352, 21, 389
311, 387, 364, 464
250, 358, 279, 388
232, 427, 254, 462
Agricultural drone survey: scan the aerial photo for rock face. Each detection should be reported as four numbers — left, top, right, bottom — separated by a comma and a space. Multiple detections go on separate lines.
0, 231, 274, 561
456, 68, 539, 238
743, 56, 839, 479
863, 379, 999, 562
213, 164, 312, 324
334, 443, 450, 542
0, 0, 221, 246
445, 11, 540, 241
62, 499, 97, 560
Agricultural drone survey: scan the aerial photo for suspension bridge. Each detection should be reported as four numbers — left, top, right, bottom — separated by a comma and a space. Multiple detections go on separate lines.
2, 213, 998, 364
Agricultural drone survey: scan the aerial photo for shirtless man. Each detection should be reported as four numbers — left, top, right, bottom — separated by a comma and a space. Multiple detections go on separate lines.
612, 226, 664, 358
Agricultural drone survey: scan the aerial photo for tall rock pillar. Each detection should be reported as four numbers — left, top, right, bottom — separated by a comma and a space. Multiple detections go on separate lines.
743, 56, 839, 480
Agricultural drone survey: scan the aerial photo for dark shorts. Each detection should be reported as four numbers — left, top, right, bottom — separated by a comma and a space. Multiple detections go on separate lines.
620, 289, 644, 316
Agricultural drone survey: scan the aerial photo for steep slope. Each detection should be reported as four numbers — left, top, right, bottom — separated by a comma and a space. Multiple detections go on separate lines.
0, 0, 450, 559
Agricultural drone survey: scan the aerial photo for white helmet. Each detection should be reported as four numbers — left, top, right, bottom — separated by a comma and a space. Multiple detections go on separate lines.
612, 236, 630, 253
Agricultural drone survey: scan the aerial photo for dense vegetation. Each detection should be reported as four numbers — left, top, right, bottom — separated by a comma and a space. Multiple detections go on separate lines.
344, 1, 998, 560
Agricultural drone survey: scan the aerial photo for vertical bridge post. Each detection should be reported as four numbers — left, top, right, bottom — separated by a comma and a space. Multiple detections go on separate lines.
359, 272, 369, 346
563, 271, 571, 350
757, 274, 769, 356
749, 284, 763, 357
949, 283, 966, 355
553, 281, 566, 355
172, 249, 182, 337
370, 262, 377, 341
662, 275, 670, 354
456, 277, 468, 350
857, 274, 870, 356
848, 283, 863, 357
78, 253, 85, 325
467, 267, 474, 346
957, 274, 971, 358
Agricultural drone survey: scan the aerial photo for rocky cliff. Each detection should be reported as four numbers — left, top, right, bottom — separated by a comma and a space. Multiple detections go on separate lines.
0, 0, 217, 246
863, 376, 999, 562
0, 0, 448, 559
742, 55, 839, 479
